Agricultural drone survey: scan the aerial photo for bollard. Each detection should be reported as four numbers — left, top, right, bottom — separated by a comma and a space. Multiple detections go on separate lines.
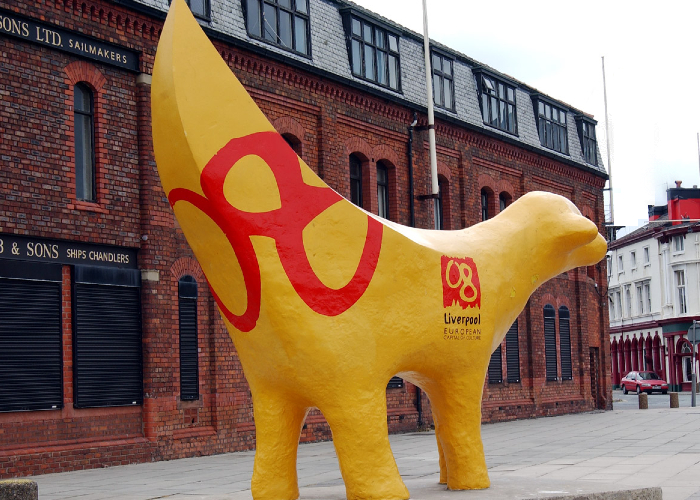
670, 392, 679, 408
638, 392, 648, 409
0, 479, 38, 500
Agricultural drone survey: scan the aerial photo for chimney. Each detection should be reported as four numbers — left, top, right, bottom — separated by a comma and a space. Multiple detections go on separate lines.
675, 180, 682, 188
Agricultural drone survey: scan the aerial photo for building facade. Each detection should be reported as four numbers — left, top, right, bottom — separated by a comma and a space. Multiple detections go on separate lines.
1, 0, 610, 477
608, 182, 700, 392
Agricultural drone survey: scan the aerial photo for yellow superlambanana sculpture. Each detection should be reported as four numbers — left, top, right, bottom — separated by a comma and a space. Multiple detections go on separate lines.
151, 1, 607, 498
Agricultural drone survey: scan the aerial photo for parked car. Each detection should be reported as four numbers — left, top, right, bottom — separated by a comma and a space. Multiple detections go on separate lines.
621, 371, 669, 395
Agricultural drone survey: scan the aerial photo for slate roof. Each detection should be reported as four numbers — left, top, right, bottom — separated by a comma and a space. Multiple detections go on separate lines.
132, 0, 607, 177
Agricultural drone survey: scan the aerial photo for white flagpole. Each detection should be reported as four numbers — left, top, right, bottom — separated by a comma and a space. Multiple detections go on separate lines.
422, 0, 438, 196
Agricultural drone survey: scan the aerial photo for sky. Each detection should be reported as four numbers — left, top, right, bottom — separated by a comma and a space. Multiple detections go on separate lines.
350, 0, 700, 229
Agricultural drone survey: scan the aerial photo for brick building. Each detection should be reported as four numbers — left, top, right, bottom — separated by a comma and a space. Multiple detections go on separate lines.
0, 0, 611, 477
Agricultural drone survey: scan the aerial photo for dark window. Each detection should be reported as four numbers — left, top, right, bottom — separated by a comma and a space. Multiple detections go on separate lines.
0, 262, 63, 412
576, 118, 598, 166
377, 161, 389, 220
74, 83, 95, 202
387, 376, 403, 389
544, 304, 557, 381
179, 276, 199, 401
349, 154, 362, 207
559, 306, 572, 380
499, 193, 507, 212
246, 0, 310, 56
535, 100, 568, 154
488, 345, 503, 384
349, 16, 400, 90
186, 0, 210, 19
432, 51, 454, 110
476, 73, 516, 134
282, 133, 302, 156
434, 180, 445, 230
73, 266, 142, 408
481, 189, 490, 221
505, 320, 520, 383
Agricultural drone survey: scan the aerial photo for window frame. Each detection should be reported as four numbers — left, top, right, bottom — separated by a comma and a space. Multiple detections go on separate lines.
481, 189, 490, 221
74, 82, 96, 202
533, 96, 569, 155
643, 246, 650, 265
630, 251, 636, 269
558, 306, 572, 381
675, 269, 687, 314
184, 0, 211, 20
431, 49, 454, 111
178, 276, 200, 402
673, 235, 685, 253
349, 154, 363, 208
575, 116, 598, 166
244, 0, 311, 57
376, 161, 389, 220
343, 11, 401, 91
543, 304, 557, 381
434, 180, 444, 230
474, 69, 517, 135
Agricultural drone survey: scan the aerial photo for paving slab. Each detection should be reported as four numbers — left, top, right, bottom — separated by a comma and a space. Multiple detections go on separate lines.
27, 397, 700, 499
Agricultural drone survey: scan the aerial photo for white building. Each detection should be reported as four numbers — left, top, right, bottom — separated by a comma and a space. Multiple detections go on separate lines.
608, 183, 700, 391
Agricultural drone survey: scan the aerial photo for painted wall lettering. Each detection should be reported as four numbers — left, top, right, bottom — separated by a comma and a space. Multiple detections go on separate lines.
0, 8, 138, 71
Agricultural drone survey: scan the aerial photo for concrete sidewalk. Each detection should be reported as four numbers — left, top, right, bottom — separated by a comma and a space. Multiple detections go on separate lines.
31, 404, 700, 500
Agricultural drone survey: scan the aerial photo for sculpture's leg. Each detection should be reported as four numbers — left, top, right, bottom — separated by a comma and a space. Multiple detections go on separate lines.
251, 388, 309, 500
322, 391, 410, 500
433, 416, 447, 484
429, 381, 490, 490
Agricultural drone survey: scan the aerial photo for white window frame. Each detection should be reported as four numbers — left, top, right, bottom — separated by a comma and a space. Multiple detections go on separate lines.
673, 235, 685, 253
624, 285, 632, 317
675, 269, 687, 314
636, 283, 644, 315
630, 251, 637, 269
643, 282, 651, 314
618, 254, 624, 273
643, 246, 650, 265
615, 291, 622, 319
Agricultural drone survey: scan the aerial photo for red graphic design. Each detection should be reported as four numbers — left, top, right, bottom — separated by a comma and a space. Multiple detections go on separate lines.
441, 256, 481, 309
168, 132, 383, 332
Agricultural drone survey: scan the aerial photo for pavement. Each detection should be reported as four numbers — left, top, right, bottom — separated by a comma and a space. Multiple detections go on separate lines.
29, 391, 700, 500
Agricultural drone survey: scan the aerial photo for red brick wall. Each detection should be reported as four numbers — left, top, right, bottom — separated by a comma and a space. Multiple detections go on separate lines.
0, 0, 610, 478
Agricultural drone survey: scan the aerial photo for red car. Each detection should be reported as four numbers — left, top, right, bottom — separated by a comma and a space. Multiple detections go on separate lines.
620, 371, 669, 395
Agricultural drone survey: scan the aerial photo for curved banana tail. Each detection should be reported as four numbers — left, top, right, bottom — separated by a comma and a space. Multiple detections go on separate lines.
152, 0, 386, 333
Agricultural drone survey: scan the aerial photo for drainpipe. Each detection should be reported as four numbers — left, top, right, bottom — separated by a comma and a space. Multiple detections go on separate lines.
408, 112, 418, 228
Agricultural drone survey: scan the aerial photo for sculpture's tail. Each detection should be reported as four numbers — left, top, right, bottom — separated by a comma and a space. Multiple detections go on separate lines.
152, 0, 384, 333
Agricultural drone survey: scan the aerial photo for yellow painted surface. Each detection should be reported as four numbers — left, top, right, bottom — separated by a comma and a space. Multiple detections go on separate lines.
152, 2, 608, 498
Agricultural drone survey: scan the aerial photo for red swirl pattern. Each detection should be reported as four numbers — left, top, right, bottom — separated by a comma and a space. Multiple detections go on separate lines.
168, 131, 383, 332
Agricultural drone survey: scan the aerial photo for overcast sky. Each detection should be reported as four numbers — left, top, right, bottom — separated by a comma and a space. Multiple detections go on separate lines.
350, 0, 700, 228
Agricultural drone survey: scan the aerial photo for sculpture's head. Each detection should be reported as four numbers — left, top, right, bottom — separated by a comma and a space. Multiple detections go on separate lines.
499, 191, 607, 281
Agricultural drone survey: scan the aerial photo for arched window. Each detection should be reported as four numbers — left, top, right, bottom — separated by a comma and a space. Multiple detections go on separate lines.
282, 133, 302, 157
376, 161, 389, 220
506, 320, 520, 383
544, 304, 557, 381
178, 276, 199, 401
434, 176, 448, 230
488, 344, 502, 384
74, 83, 95, 201
481, 188, 490, 221
499, 192, 511, 212
349, 154, 363, 208
681, 343, 692, 383
559, 306, 572, 380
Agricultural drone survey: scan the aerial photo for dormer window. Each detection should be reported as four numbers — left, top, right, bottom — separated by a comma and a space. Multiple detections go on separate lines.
533, 97, 568, 154
474, 70, 516, 135
245, 0, 310, 57
186, 0, 210, 19
343, 12, 400, 91
576, 117, 598, 166
431, 51, 454, 111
